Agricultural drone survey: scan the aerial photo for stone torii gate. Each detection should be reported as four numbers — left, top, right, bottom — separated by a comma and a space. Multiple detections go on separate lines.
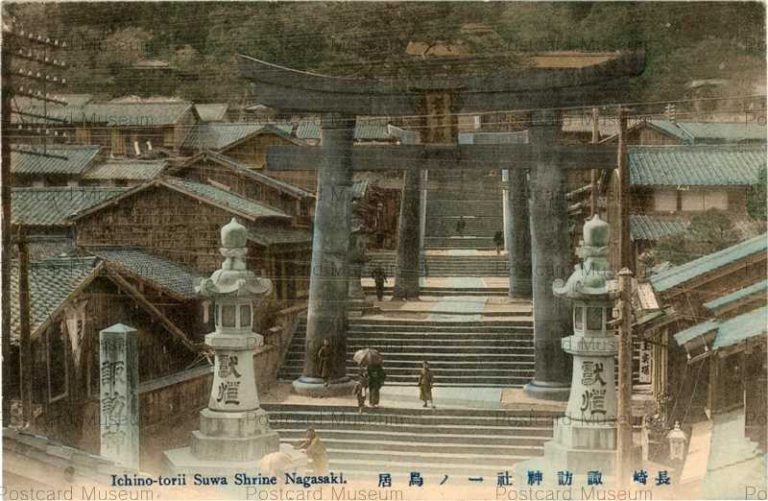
238, 52, 644, 399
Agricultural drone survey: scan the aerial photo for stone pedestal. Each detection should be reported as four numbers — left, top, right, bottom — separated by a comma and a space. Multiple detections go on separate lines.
165, 218, 280, 473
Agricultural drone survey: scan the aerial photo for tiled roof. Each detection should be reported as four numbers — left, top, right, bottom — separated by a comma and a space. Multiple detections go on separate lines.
180, 151, 313, 198
296, 119, 415, 142
12, 187, 128, 226
650, 234, 768, 293
10, 256, 100, 343
194, 103, 229, 122
182, 123, 293, 151
629, 144, 766, 186
162, 177, 290, 220
351, 179, 369, 199
248, 224, 312, 246
704, 280, 768, 312
674, 121, 766, 143
458, 130, 529, 144
82, 159, 167, 181
11, 145, 101, 176
712, 306, 768, 349
90, 247, 203, 299
79, 102, 194, 126
673, 318, 718, 346
629, 215, 689, 241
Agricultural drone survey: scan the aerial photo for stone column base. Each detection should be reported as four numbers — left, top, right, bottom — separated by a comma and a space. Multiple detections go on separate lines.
524, 380, 571, 402
292, 376, 356, 397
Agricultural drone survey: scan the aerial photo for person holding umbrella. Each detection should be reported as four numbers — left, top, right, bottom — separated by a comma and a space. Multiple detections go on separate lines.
418, 361, 436, 408
354, 348, 385, 408
371, 265, 387, 301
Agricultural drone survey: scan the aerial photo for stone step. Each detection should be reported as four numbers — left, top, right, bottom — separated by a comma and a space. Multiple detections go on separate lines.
273, 428, 549, 447
362, 286, 510, 296
346, 321, 532, 330
286, 353, 534, 362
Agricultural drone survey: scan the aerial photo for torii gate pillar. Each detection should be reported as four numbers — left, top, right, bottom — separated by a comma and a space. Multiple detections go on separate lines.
293, 113, 356, 397
525, 109, 573, 401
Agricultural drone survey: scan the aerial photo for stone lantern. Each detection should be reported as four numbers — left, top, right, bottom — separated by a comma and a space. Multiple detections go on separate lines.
164, 218, 280, 473
666, 421, 687, 461
516, 215, 624, 484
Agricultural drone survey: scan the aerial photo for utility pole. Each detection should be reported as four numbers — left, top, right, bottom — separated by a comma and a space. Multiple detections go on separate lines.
590, 106, 599, 216
2, 15, 15, 427
17, 226, 33, 427
617, 107, 632, 271
616, 267, 634, 482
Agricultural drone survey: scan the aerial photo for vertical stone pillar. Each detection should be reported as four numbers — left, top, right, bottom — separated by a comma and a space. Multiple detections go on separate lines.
100, 323, 139, 470
295, 113, 355, 395
502, 169, 510, 253
525, 109, 572, 401
393, 168, 422, 300
506, 167, 532, 298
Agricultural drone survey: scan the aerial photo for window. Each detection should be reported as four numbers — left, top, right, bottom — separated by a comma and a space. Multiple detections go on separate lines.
47, 327, 69, 401
240, 305, 252, 328
586, 307, 603, 331
574, 306, 584, 330
222, 305, 236, 327
654, 190, 677, 212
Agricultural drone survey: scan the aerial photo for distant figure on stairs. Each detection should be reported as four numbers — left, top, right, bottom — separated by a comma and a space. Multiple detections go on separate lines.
371, 265, 388, 301
493, 231, 504, 255
316, 339, 333, 387
297, 428, 329, 474
418, 361, 436, 409
367, 363, 386, 408
456, 216, 466, 237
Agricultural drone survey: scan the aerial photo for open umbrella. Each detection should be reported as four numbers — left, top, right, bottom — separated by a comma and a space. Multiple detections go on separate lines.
353, 348, 383, 365
259, 445, 308, 476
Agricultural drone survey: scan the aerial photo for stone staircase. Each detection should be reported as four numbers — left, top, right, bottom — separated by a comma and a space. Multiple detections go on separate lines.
425, 170, 504, 250
365, 252, 508, 277
262, 404, 558, 477
279, 319, 535, 387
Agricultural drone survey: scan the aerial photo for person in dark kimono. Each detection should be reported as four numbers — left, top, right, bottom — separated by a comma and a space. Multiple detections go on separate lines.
367, 363, 386, 407
316, 339, 332, 387
371, 265, 387, 301
456, 216, 466, 236
418, 361, 436, 408
493, 231, 504, 255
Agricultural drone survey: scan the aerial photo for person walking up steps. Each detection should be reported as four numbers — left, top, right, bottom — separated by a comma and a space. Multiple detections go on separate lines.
418, 361, 436, 408
371, 265, 387, 301
456, 216, 466, 237
493, 230, 504, 255
367, 362, 386, 408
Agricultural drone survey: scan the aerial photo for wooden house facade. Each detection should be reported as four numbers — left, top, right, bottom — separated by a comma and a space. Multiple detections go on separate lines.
168, 150, 315, 225
637, 235, 767, 431
70, 177, 312, 303
8, 255, 204, 454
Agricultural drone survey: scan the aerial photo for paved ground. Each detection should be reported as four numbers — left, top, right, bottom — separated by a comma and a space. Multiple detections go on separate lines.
361, 276, 509, 288
361, 294, 532, 321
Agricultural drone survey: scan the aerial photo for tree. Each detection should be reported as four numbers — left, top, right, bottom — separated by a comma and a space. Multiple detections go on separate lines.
654, 209, 741, 265
747, 166, 767, 221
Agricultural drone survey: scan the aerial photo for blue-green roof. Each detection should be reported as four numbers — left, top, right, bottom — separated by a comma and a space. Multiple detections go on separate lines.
459, 130, 528, 145
643, 120, 766, 144
182, 123, 293, 151
12, 187, 128, 226
650, 234, 768, 293
630, 215, 689, 241
712, 306, 767, 349
630, 144, 766, 186
674, 319, 718, 346
11, 145, 101, 176
704, 280, 768, 312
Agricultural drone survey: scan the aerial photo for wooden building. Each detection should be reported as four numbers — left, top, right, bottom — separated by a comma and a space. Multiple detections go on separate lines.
80, 159, 167, 187
11, 145, 103, 187
8, 255, 204, 452
168, 150, 314, 225
636, 234, 767, 429
70, 177, 312, 302
11, 186, 128, 260
600, 119, 767, 146
604, 143, 767, 270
